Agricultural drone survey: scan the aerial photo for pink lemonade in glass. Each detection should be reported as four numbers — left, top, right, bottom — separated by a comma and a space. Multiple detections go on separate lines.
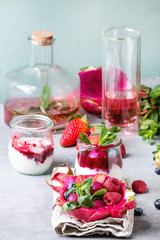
104, 89, 138, 128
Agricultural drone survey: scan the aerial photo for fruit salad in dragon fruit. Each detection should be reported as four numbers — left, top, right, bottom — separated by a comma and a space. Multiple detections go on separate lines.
46, 164, 135, 222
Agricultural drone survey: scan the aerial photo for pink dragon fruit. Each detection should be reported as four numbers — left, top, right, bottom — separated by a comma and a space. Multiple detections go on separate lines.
79, 66, 128, 116
46, 163, 135, 222
92, 199, 106, 208
79, 67, 102, 115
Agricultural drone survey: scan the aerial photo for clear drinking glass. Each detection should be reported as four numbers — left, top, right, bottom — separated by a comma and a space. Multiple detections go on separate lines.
75, 133, 123, 180
102, 27, 141, 130
8, 115, 54, 175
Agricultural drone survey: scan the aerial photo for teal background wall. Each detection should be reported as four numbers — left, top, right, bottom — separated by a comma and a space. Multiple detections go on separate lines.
0, 0, 160, 103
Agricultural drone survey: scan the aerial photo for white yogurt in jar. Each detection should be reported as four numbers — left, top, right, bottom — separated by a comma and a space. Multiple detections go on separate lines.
8, 137, 54, 175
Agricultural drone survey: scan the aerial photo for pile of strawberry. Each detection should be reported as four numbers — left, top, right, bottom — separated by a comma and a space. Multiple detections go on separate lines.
59, 114, 126, 158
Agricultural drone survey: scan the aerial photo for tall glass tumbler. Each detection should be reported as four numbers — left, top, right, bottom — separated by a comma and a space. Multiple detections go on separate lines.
102, 27, 141, 130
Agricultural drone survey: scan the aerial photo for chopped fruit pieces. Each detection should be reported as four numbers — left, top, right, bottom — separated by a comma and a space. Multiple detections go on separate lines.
132, 180, 147, 193
92, 199, 105, 208
93, 174, 107, 185
90, 181, 103, 195
67, 193, 78, 203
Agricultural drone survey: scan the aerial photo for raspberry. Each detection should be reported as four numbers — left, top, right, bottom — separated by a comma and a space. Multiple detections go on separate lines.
103, 177, 120, 192
132, 180, 147, 193
92, 199, 105, 208
103, 192, 122, 206
90, 181, 103, 195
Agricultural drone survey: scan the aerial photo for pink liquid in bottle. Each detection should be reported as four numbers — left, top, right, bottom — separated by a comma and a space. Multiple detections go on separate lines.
104, 89, 138, 128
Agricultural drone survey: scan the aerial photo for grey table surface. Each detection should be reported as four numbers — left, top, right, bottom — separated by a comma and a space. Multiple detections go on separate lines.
1, 77, 160, 240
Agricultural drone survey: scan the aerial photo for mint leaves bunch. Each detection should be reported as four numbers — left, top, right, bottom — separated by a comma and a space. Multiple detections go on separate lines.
80, 125, 121, 146
62, 177, 107, 211
138, 84, 160, 144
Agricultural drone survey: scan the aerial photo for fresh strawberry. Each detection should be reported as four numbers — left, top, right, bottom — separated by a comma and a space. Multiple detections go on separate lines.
93, 174, 107, 185
103, 192, 122, 206
120, 143, 126, 158
60, 115, 88, 147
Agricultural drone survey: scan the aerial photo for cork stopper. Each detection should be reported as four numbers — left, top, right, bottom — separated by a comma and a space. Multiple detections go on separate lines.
31, 30, 53, 46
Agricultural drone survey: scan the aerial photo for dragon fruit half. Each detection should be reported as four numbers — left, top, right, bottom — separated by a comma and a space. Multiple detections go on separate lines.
46, 163, 135, 222
79, 66, 128, 116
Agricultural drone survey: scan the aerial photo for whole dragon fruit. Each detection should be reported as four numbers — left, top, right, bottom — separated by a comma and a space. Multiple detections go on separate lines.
46, 163, 135, 222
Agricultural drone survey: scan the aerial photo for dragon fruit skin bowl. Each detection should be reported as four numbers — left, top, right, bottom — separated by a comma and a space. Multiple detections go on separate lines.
46, 164, 135, 223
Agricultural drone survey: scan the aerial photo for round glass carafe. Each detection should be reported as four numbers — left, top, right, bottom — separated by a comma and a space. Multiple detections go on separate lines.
8, 114, 54, 175
4, 32, 80, 132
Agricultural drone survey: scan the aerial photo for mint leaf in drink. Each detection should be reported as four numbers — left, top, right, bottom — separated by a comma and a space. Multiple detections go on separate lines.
78, 196, 93, 208
80, 132, 91, 145
40, 85, 51, 111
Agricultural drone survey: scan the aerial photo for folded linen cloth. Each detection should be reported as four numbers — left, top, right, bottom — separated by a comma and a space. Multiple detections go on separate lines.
51, 176, 134, 237
52, 205, 134, 237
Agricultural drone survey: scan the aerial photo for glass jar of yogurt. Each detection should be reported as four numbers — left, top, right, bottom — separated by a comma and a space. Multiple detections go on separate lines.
8, 115, 54, 175
75, 133, 123, 180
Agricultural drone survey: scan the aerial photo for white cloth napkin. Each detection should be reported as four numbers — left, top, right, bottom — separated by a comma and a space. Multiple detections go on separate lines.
52, 205, 134, 237
51, 175, 134, 237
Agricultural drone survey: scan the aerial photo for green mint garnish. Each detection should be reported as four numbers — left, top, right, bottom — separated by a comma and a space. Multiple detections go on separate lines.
62, 201, 79, 211
62, 177, 107, 211
138, 84, 160, 144
80, 125, 120, 147
80, 132, 91, 145
40, 85, 51, 112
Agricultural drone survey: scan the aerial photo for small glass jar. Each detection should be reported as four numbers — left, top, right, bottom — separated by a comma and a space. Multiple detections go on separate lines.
8, 115, 54, 175
75, 133, 123, 180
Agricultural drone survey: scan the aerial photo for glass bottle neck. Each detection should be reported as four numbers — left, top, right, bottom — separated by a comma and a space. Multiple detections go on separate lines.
30, 43, 53, 70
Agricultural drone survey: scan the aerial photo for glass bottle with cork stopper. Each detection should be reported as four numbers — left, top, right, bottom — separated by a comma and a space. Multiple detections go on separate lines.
4, 30, 80, 132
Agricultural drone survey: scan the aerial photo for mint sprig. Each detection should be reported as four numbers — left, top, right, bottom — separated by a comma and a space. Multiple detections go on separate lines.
139, 84, 160, 144
62, 177, 107, 211
40, 85, 51, 112
80, 125, 119, 146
